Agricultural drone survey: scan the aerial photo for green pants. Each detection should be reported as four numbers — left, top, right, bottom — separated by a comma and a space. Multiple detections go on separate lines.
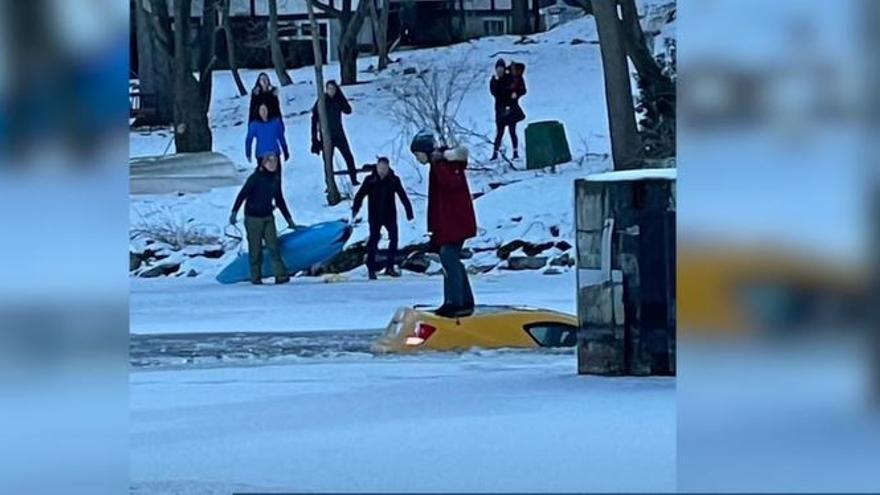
245, 215, 288, 282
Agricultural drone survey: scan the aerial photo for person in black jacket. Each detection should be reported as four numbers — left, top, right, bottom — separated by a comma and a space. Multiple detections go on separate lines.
310, 80, 360, 185
248, 72, 283, 124
229, 153, 296, 285
490, 59, 527, 160
352, 157, 414, 279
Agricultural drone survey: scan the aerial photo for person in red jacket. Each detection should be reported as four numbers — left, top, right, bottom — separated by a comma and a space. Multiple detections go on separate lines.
410, 131, 477, 318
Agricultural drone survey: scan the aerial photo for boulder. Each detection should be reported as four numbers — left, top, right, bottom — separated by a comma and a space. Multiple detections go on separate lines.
401, 252, 431, 273
497, 240, 527, 260
130, 252, 143, 272
555, 240, 572, 252
522, 241, 555, 256
550, 252, 575, 267
505, 256, 548, 271
309, 242, 366, 275
467, 263, 497, 275
140, 262, 181, 278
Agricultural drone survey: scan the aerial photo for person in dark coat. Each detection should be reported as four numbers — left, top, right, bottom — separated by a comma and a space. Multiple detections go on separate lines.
310, 80, 360, 185
246, 103, 289, 165
248, 72, 282, 124
410, 131, 477, 317
352, 157, 415, 280
490, 59, 527, 160
229, 153, 296, 285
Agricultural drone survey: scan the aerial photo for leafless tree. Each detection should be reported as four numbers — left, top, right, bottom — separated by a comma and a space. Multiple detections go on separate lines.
311, 0, 372, 84
591, 0, 640, 169
387, 52, 483, 146
220, 0, 247, 96
134, 0, 173, 124
268, 0, 294, 86
307, 0, 343, 205
512, 0, 530, 34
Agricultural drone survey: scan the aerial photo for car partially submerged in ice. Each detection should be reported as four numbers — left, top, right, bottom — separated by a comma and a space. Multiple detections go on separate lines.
371, 305, 579, 353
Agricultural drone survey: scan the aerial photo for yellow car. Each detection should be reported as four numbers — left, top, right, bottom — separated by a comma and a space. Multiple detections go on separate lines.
371, 305, 579, 353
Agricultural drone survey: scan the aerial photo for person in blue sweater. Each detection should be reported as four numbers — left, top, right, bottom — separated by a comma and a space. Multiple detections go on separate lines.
246, 103, 289, 167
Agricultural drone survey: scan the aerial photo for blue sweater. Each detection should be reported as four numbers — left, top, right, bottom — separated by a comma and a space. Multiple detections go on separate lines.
245, 118, 288, 160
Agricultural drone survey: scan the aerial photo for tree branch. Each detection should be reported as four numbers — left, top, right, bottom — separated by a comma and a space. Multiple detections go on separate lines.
310, 0, 342, 18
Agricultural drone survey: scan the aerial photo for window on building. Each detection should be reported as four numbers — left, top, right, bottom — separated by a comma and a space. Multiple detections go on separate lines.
483, 19, 506, 36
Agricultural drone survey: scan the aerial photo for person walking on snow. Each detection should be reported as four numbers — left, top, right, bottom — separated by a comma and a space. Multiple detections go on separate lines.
229, 153, 296, 285
248, 72, 283, 124
310, 80, 360, 185
352, 157, 415, 280
490, 59, 527, 160
246, 103, 289, 167
410, 131, 477, 318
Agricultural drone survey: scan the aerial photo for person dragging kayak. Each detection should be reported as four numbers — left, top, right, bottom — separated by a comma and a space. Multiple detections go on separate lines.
410, 131, 477, 318
246, 103, 289, 169
352, 157, 415, 280
229, 153, 296, 285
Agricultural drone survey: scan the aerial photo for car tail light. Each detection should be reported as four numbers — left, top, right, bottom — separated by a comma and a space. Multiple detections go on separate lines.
405, 322, 437, 346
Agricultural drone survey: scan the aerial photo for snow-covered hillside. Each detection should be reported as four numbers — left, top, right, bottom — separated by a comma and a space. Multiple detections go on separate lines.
129, 3, 675, 283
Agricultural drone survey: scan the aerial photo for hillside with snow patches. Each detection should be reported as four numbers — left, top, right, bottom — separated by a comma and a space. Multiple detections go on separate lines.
129, 3, 675, 281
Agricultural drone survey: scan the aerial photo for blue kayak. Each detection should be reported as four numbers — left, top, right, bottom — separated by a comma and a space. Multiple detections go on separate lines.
216, 220, 352, 284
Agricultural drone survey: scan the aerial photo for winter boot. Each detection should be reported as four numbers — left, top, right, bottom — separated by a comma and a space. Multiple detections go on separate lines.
384, 267, 401, 278
275, 276, 290, 284
434, 304, 456, 318
490, 150, 499, 161
368, 270, 378, 280
250, 279, 263, 285
512, 149, 519, 159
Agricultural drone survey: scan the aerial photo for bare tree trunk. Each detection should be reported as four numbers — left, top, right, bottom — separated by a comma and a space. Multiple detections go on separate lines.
338, 0, 372, 85
592, 0, 640, 169
198, 0, 219, 113
511, 0, 530, 35
532, 0, 541, 33
377, 0, 391, 69
307, 0, 342, 206
220, 0, 247, 96
618, 0, 673, 94
268, 0, 293, 86
172, 0, 212, 152
138, 0, 174, 124
367, 0, 380, 55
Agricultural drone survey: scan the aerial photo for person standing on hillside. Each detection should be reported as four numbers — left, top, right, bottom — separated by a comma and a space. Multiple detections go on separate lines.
410, 131, 477, 318
248, 72, 283, 124
310, 80, 360, 185
489, 59, 527, 160
246, 103, 289, 169
352, 157, 415, 280
229, 153, 296, 285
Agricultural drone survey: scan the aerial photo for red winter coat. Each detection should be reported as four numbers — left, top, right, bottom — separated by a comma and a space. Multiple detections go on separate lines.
427, 146, 478, 246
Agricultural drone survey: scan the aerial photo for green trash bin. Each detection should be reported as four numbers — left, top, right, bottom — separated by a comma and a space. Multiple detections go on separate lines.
525, 120, 572, 170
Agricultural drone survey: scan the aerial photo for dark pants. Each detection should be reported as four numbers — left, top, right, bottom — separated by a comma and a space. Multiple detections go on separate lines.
493, 119, 519, 153
328, 133, 358, 184
245, 215, 288, 283
366, 220, 398, 273
439, 241, 474, 308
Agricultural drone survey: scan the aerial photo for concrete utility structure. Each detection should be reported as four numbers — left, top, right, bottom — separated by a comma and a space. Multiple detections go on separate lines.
574, 169, 676, 376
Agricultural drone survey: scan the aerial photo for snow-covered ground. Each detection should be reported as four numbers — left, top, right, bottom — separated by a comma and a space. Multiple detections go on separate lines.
129, 6, 677, 493
129, 3, 676, 284
131, 352, 676, 494
131, 270, 576, 334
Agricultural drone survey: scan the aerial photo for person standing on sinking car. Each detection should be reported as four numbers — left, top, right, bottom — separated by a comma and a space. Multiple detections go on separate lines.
352, 157, 415, 280
410, 131, 477, 318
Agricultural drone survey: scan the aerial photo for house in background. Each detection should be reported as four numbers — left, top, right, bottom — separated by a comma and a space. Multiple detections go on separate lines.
131, 0, 583, 79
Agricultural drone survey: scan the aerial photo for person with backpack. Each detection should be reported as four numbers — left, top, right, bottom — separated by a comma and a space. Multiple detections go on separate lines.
246, 103, 289, 167
310, 80, 360, 185
248, 72, 282, 124
352, 157, 415, 280
229, 153, 296, 285
410, 131, 477, 317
